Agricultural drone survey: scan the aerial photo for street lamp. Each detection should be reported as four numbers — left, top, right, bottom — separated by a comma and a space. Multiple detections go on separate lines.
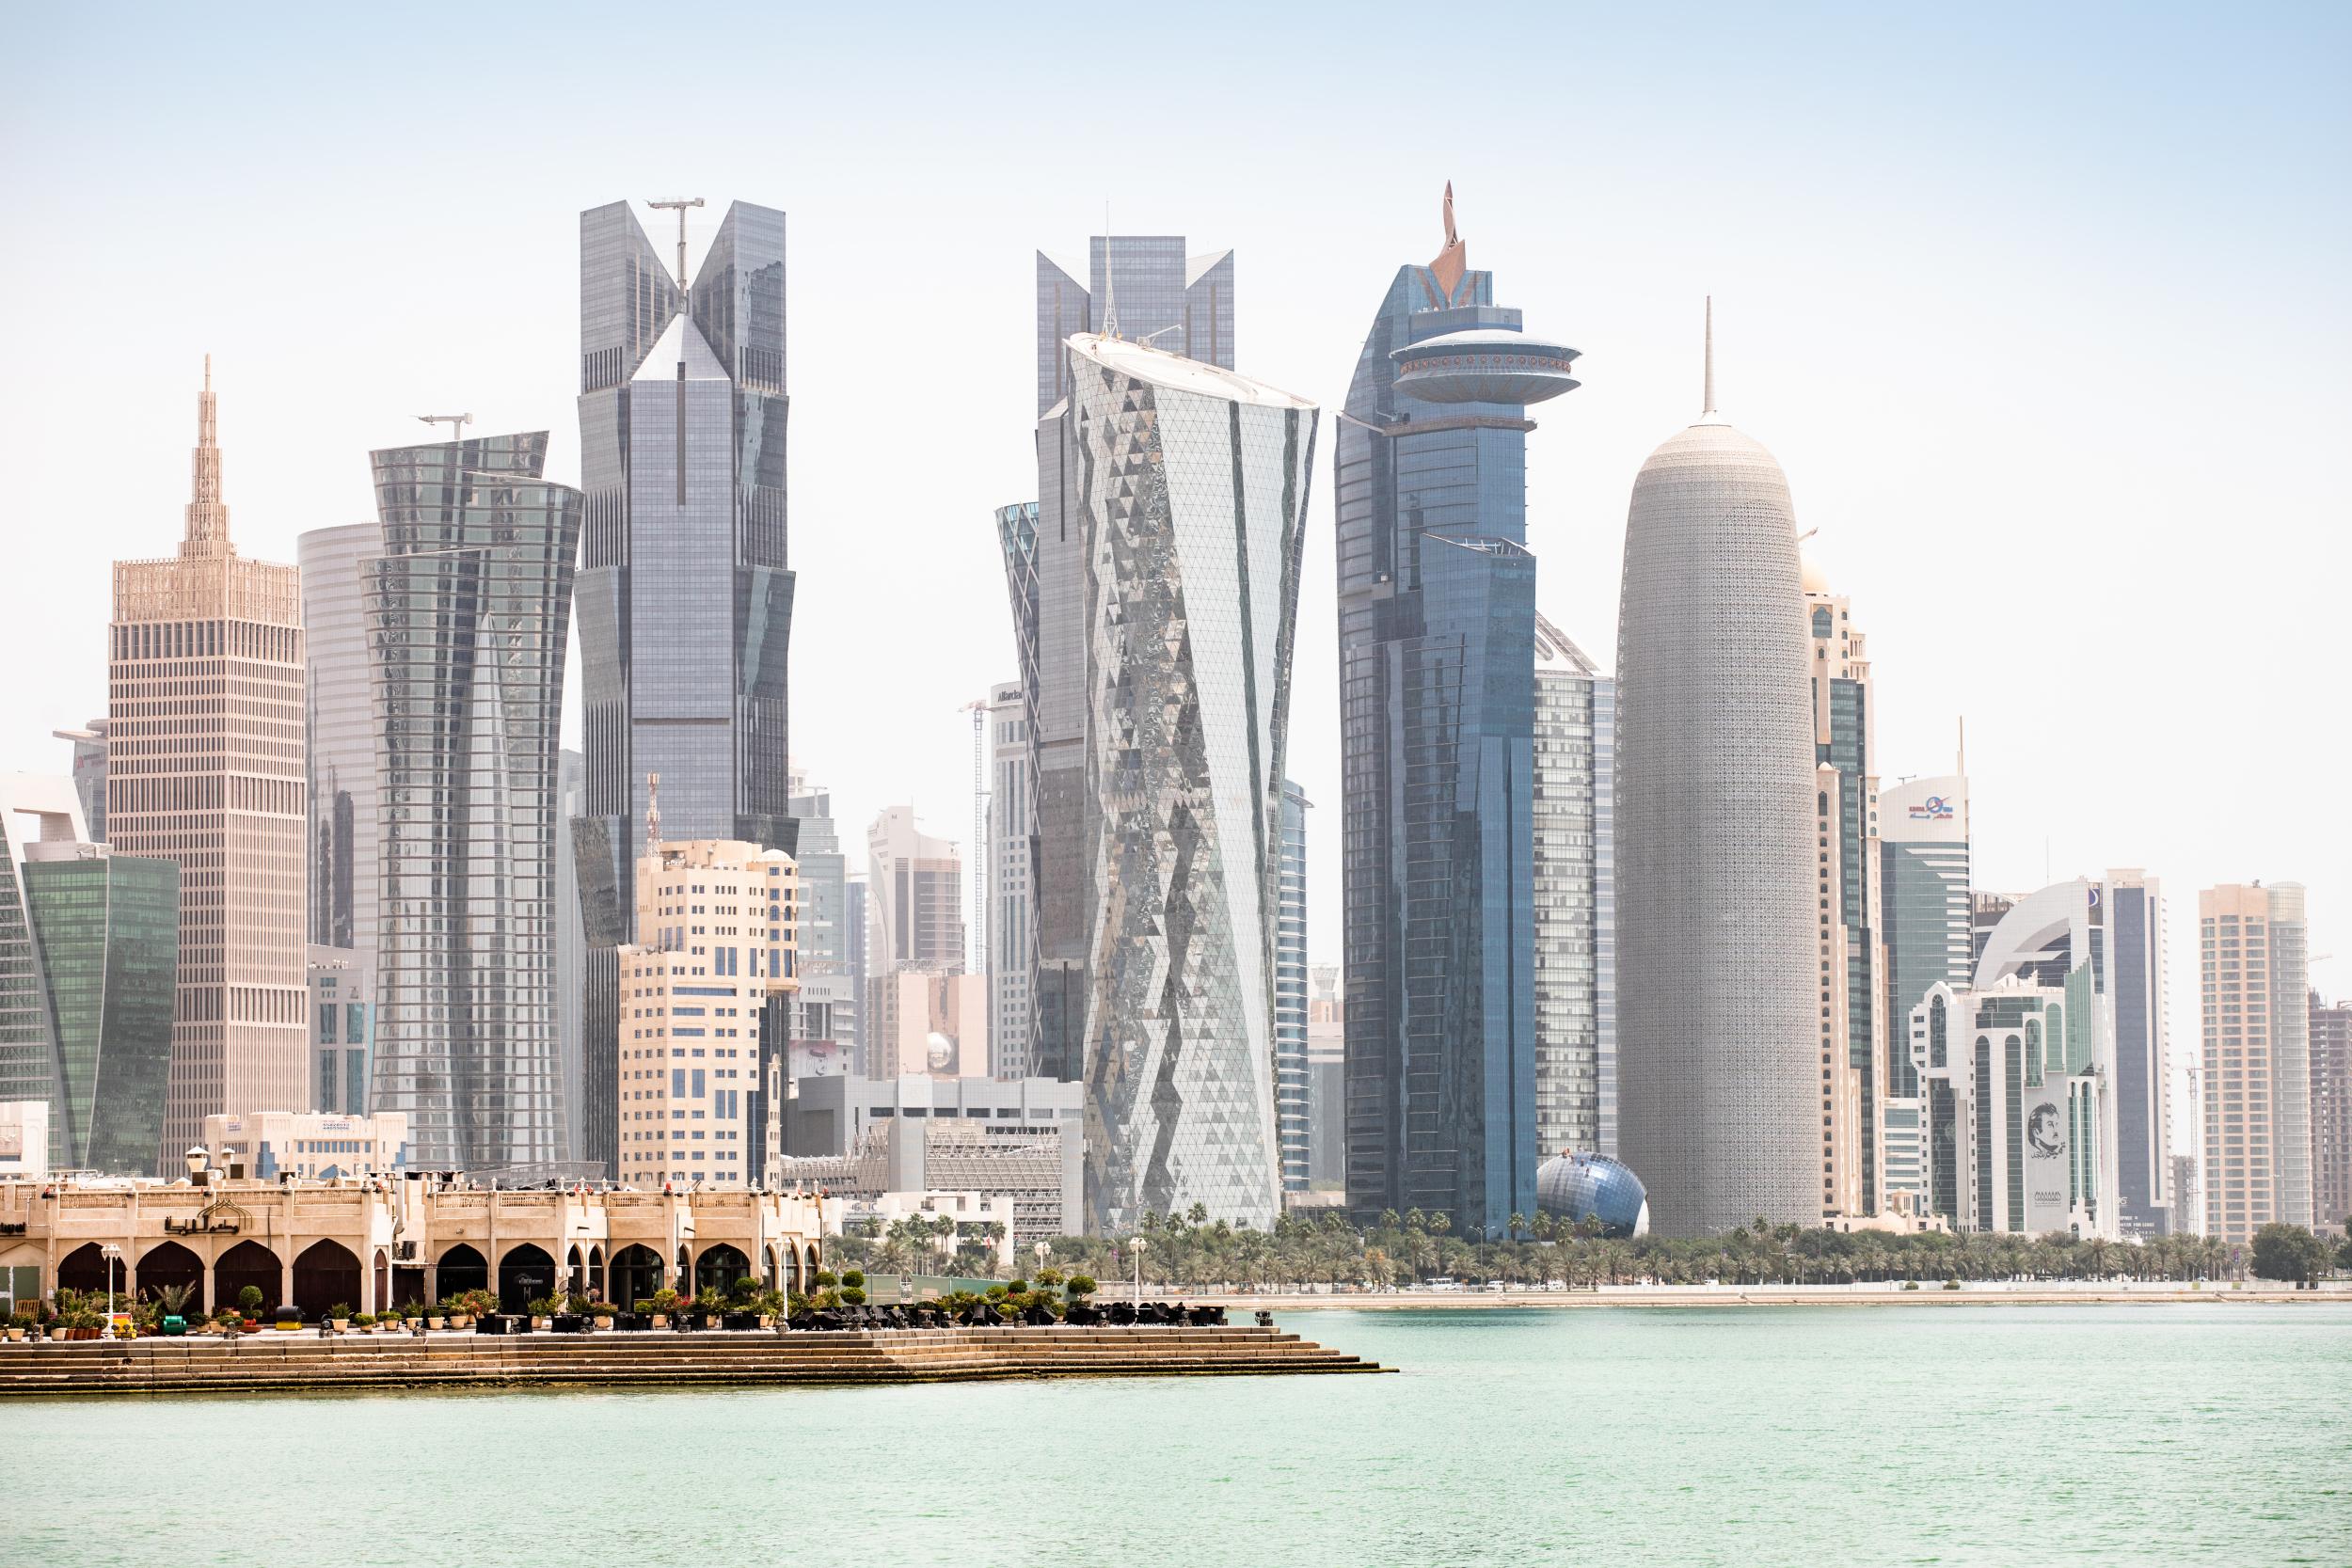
100, 1243, 122, 1338
1034, 1240, 1050, 1282
1128, 1236, 1148, 1307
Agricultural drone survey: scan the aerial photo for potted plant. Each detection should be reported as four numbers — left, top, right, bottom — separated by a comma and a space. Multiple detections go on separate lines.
233, 1285, 264, 1332
646, 1287, 679, 1329
352, 1311, 376, 1331
585, 1300, 616, 1331
527, 1296, 556, 1330
6, 1310, 32, 1342
328, 1303, 353, 1333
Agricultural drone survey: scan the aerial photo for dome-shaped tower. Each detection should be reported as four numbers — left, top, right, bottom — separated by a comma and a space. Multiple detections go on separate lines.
1613, 302, 1820, 1236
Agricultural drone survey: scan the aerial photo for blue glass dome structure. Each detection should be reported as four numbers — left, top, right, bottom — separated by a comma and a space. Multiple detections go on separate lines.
1534, 1152, 1649, 1238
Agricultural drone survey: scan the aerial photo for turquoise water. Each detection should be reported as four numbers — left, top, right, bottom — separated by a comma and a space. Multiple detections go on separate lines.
10, 1305, 2350, 1566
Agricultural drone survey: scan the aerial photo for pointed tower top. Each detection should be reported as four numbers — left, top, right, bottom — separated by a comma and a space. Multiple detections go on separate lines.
180, 356, 232, 560
1101, 201, 1120, 340
1702, 295, 1716, 417
1428, 181, 1468, 301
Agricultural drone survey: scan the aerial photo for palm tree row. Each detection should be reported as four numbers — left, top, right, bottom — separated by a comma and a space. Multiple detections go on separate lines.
827, 1204, 2344, 1291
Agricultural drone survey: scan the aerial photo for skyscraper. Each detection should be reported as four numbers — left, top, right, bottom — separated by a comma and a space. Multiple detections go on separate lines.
297, 522, 382, 961
0, 778, 178, 1173
1972, 874, 2166, 1240
2312, 991, 2352, 1232
1019, 232, 1238, 1092
2200, 882, 2312, 1240
785, 770, 856, 1069
109, 362, 309, 1163
51, 722, 107, 843
865, 805, 969, 1076
1338, 188, 1578, 1237
1878, 770, 1971, 1207
554, 747, 584, 1162
1614, 309, 1818, 1236
987, 681, 1034, 1080
614, 835, 798, 1189
363, 432, 580, 1174
2105, 869, 2173, 1236
1029, 327, 1315, 1231
1532, 616, 1607, 1159
1276, 781, 1310, 1195
1804, 557, 1883, 1217
573, 198, 794, 1177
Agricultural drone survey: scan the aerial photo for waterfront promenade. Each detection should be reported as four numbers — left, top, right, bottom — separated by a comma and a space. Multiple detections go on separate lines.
1185, 1281, 2348, 1308
0, 1323, 1389, 1396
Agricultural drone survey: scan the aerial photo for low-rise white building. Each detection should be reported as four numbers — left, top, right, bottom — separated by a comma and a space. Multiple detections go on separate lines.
200, 1111, 407, 1181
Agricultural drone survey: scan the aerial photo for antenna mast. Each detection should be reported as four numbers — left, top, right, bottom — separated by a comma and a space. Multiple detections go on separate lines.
1101, 201, 1119, 340
1702, 295, 1716, 416
647, 197, 706, 294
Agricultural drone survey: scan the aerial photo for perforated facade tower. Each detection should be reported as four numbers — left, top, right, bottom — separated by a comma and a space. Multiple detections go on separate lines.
1276, 781, 1310, 1192
1337, 191, 1579, 1237
572, 199, 795, 1177
1040, 332, 1315, 1231
109, 365, 308, 1166
364, 433, 580, 1173
1613, 356, 1819, 1236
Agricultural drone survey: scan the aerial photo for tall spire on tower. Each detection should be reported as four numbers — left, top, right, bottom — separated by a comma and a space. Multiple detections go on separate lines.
181, 355, 232, 559
1428, 180, 1468, 301
1701, 295, 1716, 418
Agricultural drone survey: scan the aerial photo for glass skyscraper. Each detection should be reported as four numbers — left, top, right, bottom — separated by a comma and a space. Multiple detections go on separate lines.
1028, 330, 1316, 1231
572, 199, 794, 1177
1277, 781, 1310, 1193
1878, 772, 1971, 1207
364, 432, 580, 1173
1338, 189, 1579, 1236
1015, 232, 1238, 1096
1532, 616, 1606, 1160
0, 780, 177, 1174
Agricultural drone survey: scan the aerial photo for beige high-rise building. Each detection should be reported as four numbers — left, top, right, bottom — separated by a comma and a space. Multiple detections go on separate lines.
1804, 555, 1883, 1220
2200, 882, 2312, 1242
615, 833, 799, 1188
108, 362, 308, 1164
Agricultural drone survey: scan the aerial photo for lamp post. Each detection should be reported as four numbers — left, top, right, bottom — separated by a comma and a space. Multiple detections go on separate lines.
1129, 1236, 1147, 1307
101, 1243, 122, 1338
1034, 1240, 1050, 1281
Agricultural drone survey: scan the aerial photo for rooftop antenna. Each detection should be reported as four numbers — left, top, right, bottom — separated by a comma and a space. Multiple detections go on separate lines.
1101, 200, 1119, 340
1702, 295, 1716, 416
1957, 716, 1967, 778
646, 197, 706, 294
416, 413, 473, 443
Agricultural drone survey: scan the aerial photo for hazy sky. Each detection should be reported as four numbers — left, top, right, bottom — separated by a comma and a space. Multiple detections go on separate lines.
5, 3, 2346, 1097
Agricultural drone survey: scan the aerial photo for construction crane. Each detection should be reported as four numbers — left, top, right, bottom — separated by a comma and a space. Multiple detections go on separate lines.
961, 699, 991, 974
646, 197, 705, 290
416, 413, 472, 442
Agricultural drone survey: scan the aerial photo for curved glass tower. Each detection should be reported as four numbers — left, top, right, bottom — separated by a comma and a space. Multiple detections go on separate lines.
1338, 187, 1578, 1237
365, 433, 581, 1173
1613, 312, 1819, 1234
1050, 333, 1316, 1231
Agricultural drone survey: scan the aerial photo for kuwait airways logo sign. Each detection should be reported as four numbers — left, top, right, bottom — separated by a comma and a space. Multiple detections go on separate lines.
1909, 796, 1956, 821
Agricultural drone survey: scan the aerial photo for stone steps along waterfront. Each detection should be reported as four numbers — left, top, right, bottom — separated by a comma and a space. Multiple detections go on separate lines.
0, 1324, 1390, 1395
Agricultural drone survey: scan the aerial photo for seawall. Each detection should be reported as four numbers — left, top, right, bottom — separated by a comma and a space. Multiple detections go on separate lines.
0, 1323, 1391, 1397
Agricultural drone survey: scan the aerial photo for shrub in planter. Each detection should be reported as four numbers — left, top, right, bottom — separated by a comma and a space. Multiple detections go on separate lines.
838, 1286, 867, 1307
840, 1269, 866, 1291
329, 1304, 353, 1330
237, 1286, 265, 1317
812, 1270, 838, 1289
1943, 1278, 1963, 1291
1064, 1275, 1098, 1298
352, 1312, 376, 1329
